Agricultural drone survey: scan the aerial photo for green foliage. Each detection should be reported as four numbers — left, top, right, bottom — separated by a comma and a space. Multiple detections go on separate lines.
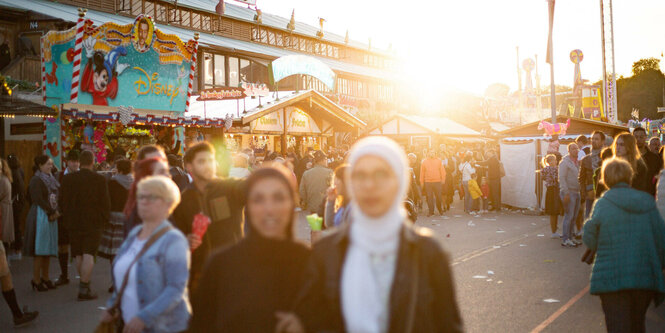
632, 57, 661, 76
617, 58, 665, 122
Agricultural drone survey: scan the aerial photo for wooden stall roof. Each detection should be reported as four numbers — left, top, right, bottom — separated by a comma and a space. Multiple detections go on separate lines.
368, 114, 482, 137
240, 89, 366, 130
499, 116, 629, 138
0, 95, 57, 117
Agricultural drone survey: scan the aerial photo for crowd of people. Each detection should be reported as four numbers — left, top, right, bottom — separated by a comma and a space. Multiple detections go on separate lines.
0, 137, 463, 332
538, 128, 665, 332
406, 143, 504, 217
0, 128, 664, 332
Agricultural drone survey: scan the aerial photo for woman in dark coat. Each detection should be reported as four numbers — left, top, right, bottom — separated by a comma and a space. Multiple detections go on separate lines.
612, 133, 650, 193
191, 165, 310, 332
291, 137, 463, 333
22, 155, 59, 291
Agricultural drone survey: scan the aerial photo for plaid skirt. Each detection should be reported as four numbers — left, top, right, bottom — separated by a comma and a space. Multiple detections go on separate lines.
98, 212, 125, 259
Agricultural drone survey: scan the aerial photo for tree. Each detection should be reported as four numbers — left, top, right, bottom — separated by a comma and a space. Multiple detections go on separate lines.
632, 57, 661, 76
616, 58, 665, 122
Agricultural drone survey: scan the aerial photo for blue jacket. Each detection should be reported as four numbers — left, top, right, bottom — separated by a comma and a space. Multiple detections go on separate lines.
583, 183, 665, 304
107, 221, 191, 332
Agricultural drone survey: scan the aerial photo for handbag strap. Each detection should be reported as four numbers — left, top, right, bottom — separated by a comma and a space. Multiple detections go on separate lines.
109, 225, 173, 312
404, 246, 420, 333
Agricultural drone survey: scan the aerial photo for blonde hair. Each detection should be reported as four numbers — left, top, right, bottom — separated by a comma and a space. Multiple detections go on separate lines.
612, 133, 645, 172
601, 157, 633, 188
136, 175, 181, 214
541, 154, 557, 168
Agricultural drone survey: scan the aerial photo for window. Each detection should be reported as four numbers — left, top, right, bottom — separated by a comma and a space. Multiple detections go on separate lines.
214, 54, 225, 86
202, 15, 211, 31
192, 13, 200, 30
268, 31, 275, 45
144, 2, 155, 17
204, 53, 213, 85
181, 11, 190, 27
275, 32, 283, 47
240, 59, 251, 83
229, 56, 239, 87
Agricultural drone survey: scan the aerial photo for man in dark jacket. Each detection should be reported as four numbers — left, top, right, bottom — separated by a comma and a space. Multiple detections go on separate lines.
578, 131, 605, 219
172, 142, 247, 292
475, 150, 502, 211
59, 151, 110, 301
633, 127, 662, 195
55, 150, 80, 286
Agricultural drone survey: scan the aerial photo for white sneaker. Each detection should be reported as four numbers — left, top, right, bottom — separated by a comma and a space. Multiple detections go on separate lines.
571, 239, 582, 246
561, 239, 578, 247
550, 232, 562, 239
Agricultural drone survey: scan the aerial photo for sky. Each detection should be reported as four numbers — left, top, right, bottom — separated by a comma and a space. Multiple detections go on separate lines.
250, 0, 665, 96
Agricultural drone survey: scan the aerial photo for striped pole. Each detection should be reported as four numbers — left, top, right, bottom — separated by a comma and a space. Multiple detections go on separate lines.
70, 8, 87, 104
184, 33, 199, 114
40, 35, 46, 105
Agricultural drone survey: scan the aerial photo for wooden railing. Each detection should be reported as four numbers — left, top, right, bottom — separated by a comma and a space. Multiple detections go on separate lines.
1, 56, 42, 85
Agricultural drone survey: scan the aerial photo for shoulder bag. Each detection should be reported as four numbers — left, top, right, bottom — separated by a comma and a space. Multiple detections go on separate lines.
94, 226, 173, 333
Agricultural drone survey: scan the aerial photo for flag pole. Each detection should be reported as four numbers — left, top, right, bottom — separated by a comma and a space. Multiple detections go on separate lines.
547, 0, 557, 123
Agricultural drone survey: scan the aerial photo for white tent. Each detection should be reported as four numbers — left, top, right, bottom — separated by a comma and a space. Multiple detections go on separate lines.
500, 135, 573, 209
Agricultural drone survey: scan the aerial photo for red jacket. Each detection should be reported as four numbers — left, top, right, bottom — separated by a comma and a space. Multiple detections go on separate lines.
81, 63, 118, 106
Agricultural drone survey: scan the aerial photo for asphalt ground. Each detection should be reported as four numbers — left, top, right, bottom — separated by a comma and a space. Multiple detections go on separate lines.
2, 200, 665, 332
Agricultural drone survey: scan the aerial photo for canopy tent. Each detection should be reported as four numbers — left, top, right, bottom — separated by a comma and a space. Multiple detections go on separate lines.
367, 114, 489, 146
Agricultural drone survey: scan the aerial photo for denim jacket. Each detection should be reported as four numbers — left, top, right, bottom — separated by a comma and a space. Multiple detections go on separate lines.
106, 221, 191, 332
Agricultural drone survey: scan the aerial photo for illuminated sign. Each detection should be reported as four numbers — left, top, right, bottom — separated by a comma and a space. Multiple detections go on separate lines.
271, 55, 335, 90
196, 87, 246, 101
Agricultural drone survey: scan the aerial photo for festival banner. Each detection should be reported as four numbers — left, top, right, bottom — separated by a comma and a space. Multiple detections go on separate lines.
43, 14, 196, 112
271, 55, 336, 90
41, 13, 197, 165
582, 85, 604, 121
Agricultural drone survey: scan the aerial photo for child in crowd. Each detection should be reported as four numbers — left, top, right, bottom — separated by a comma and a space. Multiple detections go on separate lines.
468, 173, 483, 215
541, 154, 562, 238
480, 176, 490, 213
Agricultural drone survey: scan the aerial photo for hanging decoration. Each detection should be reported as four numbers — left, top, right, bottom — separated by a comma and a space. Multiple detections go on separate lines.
61, 109, 226, 127
538, 119, 571, 137
118, 106, 135, 125
94, 122, 107, 163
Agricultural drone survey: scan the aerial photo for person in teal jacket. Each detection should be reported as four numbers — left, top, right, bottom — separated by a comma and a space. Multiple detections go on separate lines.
583, 157, 665, 333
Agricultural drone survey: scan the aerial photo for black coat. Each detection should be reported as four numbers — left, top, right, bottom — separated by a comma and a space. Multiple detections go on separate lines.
59, 168, 110, 231
476, 156, 501, 180
642, 151, 663, 195
107, 179, 129, 212
295, 222, 463, 333
191, 234, 310, 332
173, 178, 247, 289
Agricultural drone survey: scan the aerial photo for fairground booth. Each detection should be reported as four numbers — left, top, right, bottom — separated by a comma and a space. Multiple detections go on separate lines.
497, 115, 628, 210
41, 11, 227, 167
187, 54, 366, 155
367, 114, 488, 151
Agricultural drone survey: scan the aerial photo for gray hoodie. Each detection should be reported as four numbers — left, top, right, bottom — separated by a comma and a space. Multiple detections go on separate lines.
559, 154, 580, 195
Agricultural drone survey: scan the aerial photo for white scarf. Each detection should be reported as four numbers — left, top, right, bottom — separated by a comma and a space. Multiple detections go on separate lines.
341, 137, 408, 333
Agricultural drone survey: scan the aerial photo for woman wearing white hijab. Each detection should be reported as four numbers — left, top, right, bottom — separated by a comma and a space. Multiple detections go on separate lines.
291, 137, 463, 333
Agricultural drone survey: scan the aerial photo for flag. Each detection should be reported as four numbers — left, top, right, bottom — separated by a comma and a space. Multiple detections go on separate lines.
568, 104, 574, 117
546, 0, 555, 64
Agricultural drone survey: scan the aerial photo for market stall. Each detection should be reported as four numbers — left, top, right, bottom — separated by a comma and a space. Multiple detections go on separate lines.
367, 114, 489, 150
40, 11, 225, 165
234, 89, 366, 155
